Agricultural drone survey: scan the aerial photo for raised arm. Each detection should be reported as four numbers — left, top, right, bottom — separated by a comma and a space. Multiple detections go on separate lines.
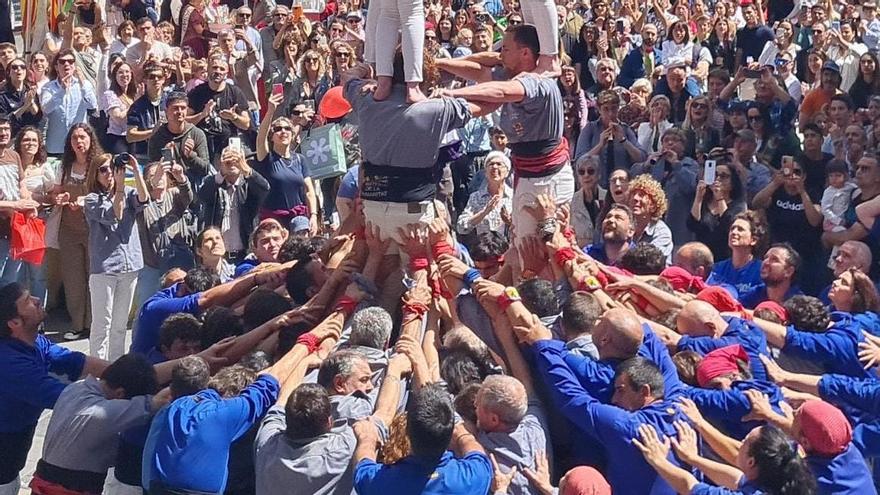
442, 79, 526, 104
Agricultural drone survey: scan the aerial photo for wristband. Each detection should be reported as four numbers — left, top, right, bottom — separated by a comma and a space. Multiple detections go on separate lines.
409, 256, 429, 272
553, 247, 577, 266
296, 333, 320, 353
579, 275, 603, 292
430, 275, 454, 300
432, 240, 455, 258
335, 295, 359, 315
562, 227, 576, 244
496, 286, 521, 312
463, 268, 483, 288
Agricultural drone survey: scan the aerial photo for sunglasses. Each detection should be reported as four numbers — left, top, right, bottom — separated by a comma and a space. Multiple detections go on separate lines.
335, 51, 351, 57
273, 13, 288, 17
691, 102, 708, 109
273, 125, 292, 132
146, 73, 165, 80
579, 167, 597, 176
747, 115, 762, 121
98, 165, 113, 174
292, 109, 306, 115
9, 64, 26, 70
305, 56, 319, 62
347, 19, 360, 23
238, 12, 252, 17
57, 58, 76, 65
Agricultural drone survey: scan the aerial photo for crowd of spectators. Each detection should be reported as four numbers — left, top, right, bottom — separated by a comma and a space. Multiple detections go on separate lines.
1, 0, 880, 494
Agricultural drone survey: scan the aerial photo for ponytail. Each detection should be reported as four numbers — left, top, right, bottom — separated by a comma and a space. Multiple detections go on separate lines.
750, 425, 817, 495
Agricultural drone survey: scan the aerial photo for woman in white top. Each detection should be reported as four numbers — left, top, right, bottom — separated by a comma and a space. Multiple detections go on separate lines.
101, 61, 137, 154
15, 126, 53, 305
661, 21, 695, 66
28, 52, 50, 94
108, 20, 140, 56
637, 95, 673, 153
757, 21, 798, 67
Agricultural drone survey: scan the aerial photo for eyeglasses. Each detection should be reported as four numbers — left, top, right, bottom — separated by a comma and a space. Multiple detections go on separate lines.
98, 165, 113, 174
578, 167, 597, 176
691, 102, 708, 109
57, 58, 76, 65
273, 125, 292, 132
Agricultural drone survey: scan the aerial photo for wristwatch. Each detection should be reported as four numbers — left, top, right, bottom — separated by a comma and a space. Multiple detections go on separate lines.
497, 286, 521, 311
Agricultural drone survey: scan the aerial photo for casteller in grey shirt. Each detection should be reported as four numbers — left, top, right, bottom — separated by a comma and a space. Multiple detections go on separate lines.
477, 399, 551, 495
254, 405, 388, 495
496, 74, 564, 148
41, 376, 153, 475
344, 80, 473, 169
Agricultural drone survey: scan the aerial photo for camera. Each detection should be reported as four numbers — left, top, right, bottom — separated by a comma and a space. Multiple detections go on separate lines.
112, 153, 130, 171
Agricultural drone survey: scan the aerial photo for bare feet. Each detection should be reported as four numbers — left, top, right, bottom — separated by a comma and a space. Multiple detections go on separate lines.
535, 55, 562, 78
406, 82, 427, 104
373, 76, 392, 101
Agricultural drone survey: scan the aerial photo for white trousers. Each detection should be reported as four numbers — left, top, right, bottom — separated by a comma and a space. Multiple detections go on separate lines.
364, 0, 424, 82
512, 165, 575, 244
362, 200, 436, 246
89, 270, 139, 361
519, 0, 559, 55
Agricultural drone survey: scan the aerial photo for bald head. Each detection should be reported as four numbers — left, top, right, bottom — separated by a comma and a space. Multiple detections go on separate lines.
674, 242, 714, 278
834, 240, 873, 276
593, 308, 644, 360
676, 300, 726, 337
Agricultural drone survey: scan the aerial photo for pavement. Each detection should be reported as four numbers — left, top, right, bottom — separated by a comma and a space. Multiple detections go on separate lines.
18, 309, 133, 494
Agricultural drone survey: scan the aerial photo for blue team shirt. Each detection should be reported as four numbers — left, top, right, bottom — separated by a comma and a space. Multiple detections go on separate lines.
784, 312, 880, 381
707, 258, 763, 297
677, 316, 770, 381
685, 380, 785, 440
354, 451, 492, 495
142, 375, 280, 493
739, 283, 803, 309
0, 334, 85, 433
131, 283, 202, 362
806, 444, 877, 495
561, 324, 685, 403
533, 339, 690, 495
819, 373, 880, 459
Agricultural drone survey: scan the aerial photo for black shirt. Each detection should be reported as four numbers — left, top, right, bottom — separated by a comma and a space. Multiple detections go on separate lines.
187, 82, 249, 140
767, 187, 822, 259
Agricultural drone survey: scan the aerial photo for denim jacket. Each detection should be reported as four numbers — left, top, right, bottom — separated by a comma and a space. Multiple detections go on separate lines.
84, 187, 148, 274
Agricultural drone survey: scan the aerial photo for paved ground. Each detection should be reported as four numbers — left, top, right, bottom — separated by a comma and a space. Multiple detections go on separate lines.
19, 310, 133, 494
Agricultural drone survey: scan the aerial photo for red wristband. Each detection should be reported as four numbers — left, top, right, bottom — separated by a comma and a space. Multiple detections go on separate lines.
402, 301, 429, 325
409, 257, 429, 272
430, 276, 454, 300
296, 333, 320, 353
432, 240, 455, 258
554, 247, 577, 266
563, 227, 576, 244
335, 295, 359, 315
